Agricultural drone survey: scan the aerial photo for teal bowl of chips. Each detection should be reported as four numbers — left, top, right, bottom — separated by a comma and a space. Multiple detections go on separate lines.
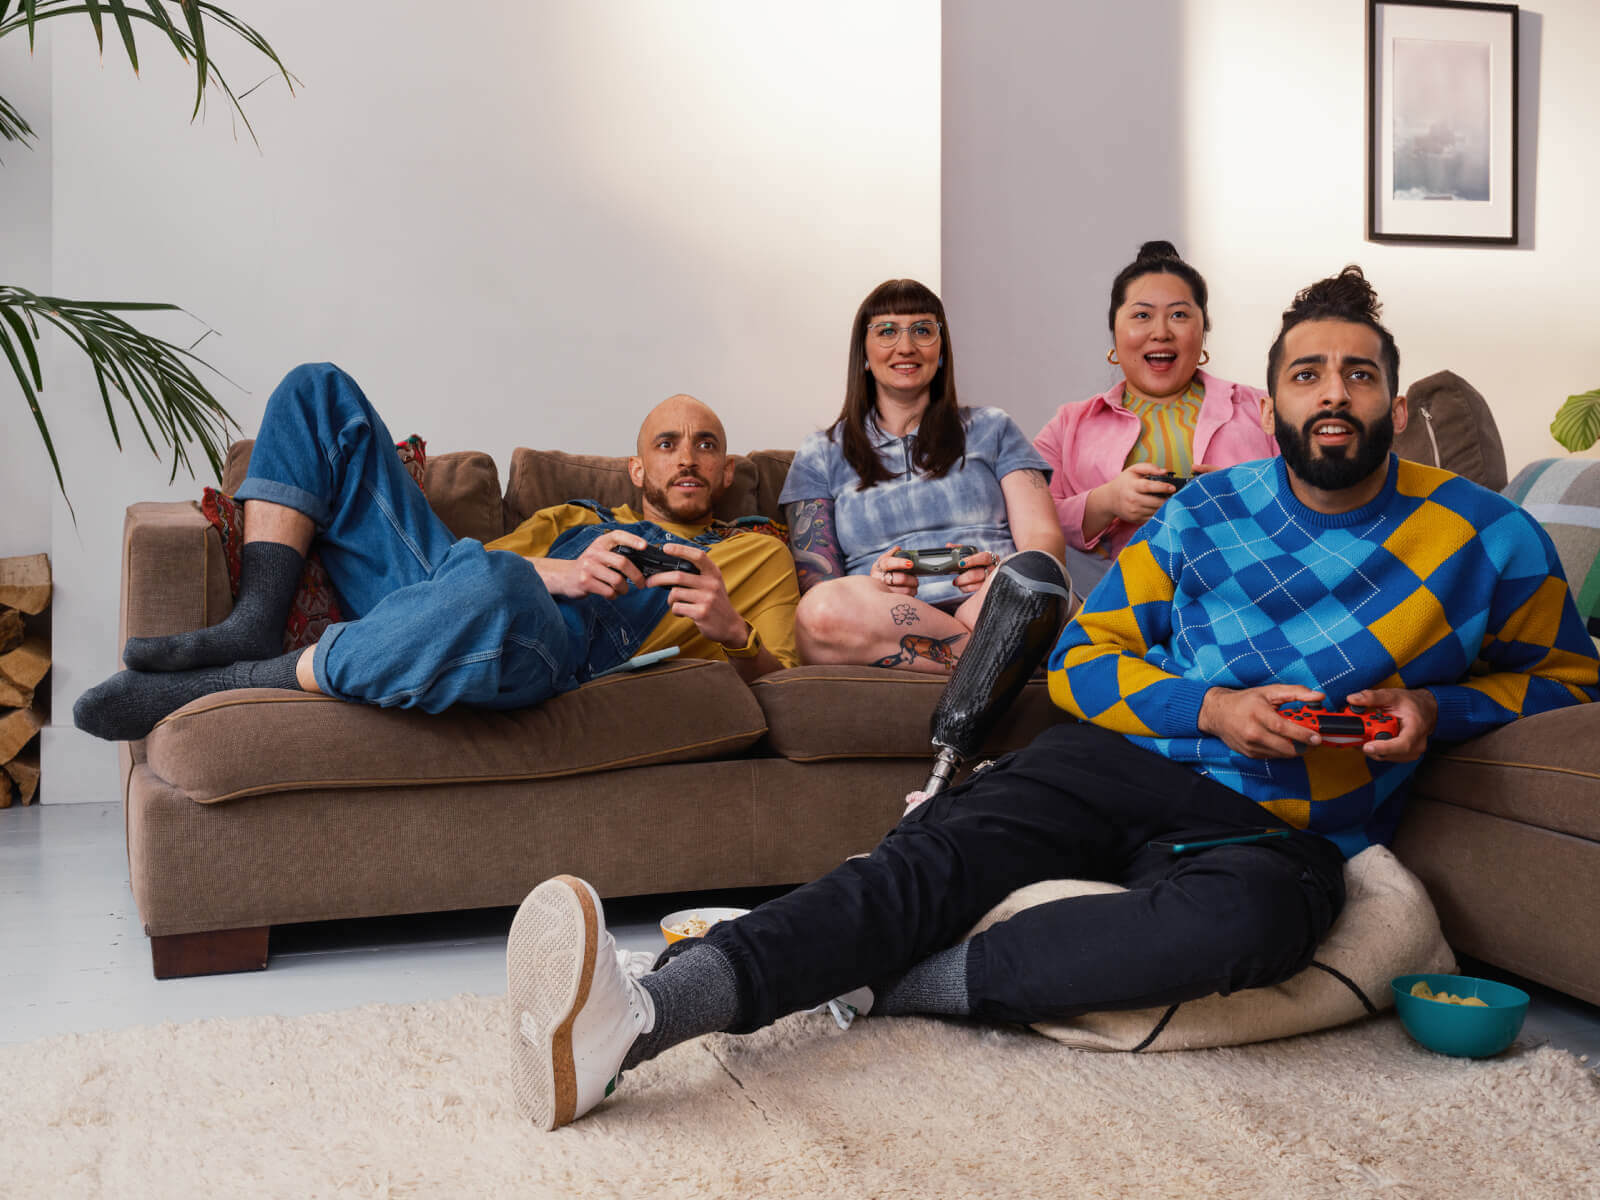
1391, 973, 1529, 1058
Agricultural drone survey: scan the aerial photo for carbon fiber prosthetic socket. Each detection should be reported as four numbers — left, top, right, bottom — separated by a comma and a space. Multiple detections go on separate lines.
922, 551, 1074, 795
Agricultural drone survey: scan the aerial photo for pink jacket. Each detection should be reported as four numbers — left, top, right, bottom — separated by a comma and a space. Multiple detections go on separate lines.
1034, 369, 1277, 555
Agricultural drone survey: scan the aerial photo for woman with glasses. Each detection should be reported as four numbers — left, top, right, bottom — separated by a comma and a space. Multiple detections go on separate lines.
780, 278, 1065, 673
1034, 240, 1276, 594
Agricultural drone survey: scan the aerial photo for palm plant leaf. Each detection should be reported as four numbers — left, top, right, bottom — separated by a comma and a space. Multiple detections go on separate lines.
1551, 389, 1600, 454
0, 286, 241, 508
0, 0, 297, 148
104, 0, 138, 70
0, 1, 294, 509
0, 91, 35, 144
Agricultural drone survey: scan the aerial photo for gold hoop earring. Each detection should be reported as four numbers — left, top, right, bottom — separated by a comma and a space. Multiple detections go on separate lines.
1106, 348, 1119, 365
1198, 350, 1210, 366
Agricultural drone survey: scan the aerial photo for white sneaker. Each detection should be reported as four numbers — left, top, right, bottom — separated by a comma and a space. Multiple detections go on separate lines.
507, 875, 656, 1130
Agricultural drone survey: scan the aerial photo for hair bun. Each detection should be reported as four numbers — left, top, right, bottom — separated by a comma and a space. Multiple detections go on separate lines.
1136, 240, 1181, 263
1291, 265, 1383, 323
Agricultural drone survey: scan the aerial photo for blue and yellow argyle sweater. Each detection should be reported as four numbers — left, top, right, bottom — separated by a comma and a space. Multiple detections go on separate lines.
1049, 455, 1599, 857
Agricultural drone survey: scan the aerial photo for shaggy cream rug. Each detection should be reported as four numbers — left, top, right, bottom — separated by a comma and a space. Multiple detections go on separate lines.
5, 993, 1597, 1198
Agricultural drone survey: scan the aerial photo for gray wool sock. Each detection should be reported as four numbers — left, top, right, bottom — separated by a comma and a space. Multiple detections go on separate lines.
871, 943, 972, 1017
622, 942, 741, 1072
124, 540, 305, 671
74, 651, 304, 742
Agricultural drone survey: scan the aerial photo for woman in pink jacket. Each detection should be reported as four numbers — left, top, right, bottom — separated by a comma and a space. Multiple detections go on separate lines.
1034, 241, 1277, 592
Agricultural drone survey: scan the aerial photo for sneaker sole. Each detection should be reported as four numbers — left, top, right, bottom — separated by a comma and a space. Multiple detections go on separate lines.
507, 874, 599, 1130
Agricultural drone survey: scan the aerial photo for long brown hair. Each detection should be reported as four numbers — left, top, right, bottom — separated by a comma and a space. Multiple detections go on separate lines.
831, 278, 966, 489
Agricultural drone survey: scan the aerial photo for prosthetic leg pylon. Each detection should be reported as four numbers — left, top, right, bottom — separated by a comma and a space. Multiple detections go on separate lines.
921, 551, 1074, 796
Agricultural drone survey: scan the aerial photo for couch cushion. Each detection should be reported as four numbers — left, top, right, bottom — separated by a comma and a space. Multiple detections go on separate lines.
1408, 704, 1600, 842
1393, 370, 1508, 491
144, 658, 767, 804
748, 449, 795, 522
502, 448, 765, 531
424, 451, 505, 542
967, 846, 1455, 1051
751, 665, 1070, 761
1503, 457, 1600, 638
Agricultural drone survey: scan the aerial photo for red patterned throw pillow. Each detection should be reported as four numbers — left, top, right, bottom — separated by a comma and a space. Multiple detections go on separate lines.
200, 437, 428, 652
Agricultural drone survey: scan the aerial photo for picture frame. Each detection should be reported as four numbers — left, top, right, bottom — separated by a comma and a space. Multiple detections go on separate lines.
1366, 0, 1519, 245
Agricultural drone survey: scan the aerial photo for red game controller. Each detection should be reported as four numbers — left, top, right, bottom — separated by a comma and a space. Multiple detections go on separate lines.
1276, 702, 1400, 747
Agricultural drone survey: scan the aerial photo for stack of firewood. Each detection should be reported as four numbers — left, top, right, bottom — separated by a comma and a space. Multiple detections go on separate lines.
0, 554, 50, 807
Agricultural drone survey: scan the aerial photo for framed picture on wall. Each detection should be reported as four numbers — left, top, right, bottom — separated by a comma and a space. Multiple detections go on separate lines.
1366, 0, 1519, 245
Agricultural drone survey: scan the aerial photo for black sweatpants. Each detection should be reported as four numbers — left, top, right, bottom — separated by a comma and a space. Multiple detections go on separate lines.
704, 721, 1347, 1031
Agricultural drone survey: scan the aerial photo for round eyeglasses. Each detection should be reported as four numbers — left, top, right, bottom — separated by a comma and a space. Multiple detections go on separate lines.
868, 320, 942, 348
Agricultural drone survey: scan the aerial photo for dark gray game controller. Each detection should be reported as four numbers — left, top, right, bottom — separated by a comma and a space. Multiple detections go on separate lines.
901, 545, 980, 576
1150, 472, 1189, 490
617, 543, 700, 578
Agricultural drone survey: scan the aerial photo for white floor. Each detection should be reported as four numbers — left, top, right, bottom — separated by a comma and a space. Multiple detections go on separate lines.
4, 802, 1598, 1071
0, 801, 783, 1047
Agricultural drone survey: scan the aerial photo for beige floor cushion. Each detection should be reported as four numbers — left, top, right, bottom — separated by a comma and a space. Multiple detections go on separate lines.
966, 845, 1456, 1052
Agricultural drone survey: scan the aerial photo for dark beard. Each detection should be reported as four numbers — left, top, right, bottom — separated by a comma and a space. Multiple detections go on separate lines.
642, 473, 717, 523
1274, 405, 1394, 492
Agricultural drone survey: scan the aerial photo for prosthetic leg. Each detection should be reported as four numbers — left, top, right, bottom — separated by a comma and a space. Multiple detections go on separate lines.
920, 551, 1074, 797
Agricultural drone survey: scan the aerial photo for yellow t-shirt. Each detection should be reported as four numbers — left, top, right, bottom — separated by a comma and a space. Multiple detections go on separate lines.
485, 503, 800, 669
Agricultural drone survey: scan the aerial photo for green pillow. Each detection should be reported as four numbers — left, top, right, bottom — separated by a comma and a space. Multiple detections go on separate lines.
1504, 458, 1600, 637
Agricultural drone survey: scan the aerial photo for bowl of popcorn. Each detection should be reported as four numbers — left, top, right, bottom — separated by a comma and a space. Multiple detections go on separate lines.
659, 906, 750, 945
1390, 973, 1530, 1058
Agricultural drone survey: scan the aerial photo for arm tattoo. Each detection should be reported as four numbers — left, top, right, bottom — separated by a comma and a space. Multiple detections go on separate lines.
873, 631, 967, 670
785, 498, 845, 593
1017, 468, 1049, 491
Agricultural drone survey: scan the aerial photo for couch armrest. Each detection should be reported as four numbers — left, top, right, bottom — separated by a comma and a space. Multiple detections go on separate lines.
119, 502, 233, 654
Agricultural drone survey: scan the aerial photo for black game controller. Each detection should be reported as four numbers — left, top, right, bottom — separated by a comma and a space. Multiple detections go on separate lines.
616, 543, 701, 578
901, 545, 981, 576
1150, 472, 1189, 490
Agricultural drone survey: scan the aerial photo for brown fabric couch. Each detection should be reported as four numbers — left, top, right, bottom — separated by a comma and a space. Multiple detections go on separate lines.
118, 442, 1068, 979
118, 386, 1600, 1005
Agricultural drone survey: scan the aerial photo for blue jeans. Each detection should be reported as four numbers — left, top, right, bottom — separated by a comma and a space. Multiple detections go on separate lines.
234, 363, 669, 711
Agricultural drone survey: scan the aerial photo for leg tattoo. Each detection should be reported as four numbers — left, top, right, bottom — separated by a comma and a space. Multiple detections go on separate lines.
873, 632, 967, 670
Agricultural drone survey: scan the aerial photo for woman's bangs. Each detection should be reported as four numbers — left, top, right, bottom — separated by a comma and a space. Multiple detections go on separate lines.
862, 279, 942, 322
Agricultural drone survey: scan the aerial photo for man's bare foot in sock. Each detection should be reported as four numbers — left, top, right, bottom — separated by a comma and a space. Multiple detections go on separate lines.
123, 541, 305, 671
74, 652, 304, 741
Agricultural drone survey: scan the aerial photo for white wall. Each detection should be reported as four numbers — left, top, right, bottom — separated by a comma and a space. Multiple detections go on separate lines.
942, 0, 1191, 442
1180, 0, 1598, 475
34, 1, 939, 801
1, 26, 54, 558
945, 0, 1600, 473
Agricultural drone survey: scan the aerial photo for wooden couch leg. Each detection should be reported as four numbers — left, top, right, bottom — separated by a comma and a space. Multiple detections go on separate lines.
150, 926, 271, 979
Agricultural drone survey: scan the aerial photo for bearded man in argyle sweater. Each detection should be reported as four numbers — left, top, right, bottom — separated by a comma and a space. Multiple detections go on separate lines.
506, 267, 1599, 1132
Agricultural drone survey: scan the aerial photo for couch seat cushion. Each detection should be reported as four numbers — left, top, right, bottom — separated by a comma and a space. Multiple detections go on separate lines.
145, 658, 766, 804
751, 665, 1070, 761
1409, 704, 1600, 841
